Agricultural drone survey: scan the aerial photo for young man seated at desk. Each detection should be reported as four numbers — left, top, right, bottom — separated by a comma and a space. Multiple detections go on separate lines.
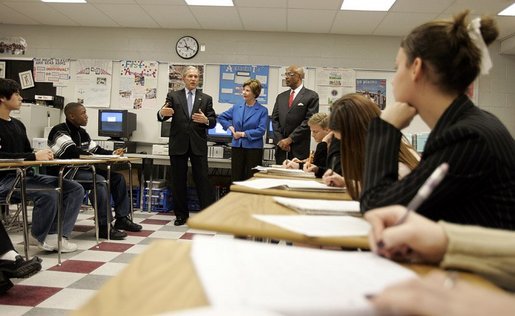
47, 102, 142, 240
0, 79, 84, 252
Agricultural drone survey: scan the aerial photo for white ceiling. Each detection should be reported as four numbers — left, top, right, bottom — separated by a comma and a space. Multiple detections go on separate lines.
0, 0, 514, 39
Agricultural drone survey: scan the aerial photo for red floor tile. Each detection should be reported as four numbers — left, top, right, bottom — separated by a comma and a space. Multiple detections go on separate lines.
47, 260, 104, 274
0, 285, 61, 306
140, 219, 171, 225
126, 230, 153, 237
89, 242, 134, 252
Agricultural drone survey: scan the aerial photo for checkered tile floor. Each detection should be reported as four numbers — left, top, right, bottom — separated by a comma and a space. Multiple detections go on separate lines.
1, 208, 228, 315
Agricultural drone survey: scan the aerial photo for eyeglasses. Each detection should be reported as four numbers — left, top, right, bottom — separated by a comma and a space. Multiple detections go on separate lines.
284, 72, 298, 77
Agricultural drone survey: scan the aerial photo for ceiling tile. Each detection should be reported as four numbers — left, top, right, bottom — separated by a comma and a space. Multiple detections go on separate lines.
238, 8, 287, 32
288, 0, 341, 10
331, 11, 385, 35
142, 5, 201, 29
0, 3, 39, 25
234, 0, 286, 8
374, 12, 438, 36
135, 0, 184, 4
390, 0, 455, 13
189, 6, 243, 30
288, 9, 337, 33
49, 3, 119, 27
3, 2, 79, 26
94, 4, 160, 28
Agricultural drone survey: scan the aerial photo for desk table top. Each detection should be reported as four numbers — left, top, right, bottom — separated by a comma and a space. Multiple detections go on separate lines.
188, 192, 367, 249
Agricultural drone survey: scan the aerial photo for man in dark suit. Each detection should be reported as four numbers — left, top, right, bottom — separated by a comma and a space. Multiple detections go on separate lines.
157, 66, 216, 226
272, 65, 319, 164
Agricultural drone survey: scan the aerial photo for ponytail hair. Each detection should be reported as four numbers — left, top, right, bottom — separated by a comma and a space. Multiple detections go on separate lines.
401, 10, 498, 95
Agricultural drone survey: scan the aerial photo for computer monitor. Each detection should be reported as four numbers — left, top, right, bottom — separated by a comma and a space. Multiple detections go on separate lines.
266, 116, 275, 144
98, 109, 137, 140
161, 121, 171, 138
207, 121, 232, 144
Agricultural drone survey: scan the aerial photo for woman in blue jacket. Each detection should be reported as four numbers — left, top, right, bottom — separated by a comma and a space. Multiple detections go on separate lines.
218, 79, 269, 181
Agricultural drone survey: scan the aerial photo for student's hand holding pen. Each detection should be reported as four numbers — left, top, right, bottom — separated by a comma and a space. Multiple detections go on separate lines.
364, 205, 448, 264
322, 169, 345, 187
159, 102, 174, 117
113, 148, 126, 156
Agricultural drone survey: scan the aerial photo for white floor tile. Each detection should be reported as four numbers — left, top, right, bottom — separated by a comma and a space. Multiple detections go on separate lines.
69, 250, 121, 262
148, 231, 184, 240
90, 262, 128, 276
37, 288, 97, 310
124, 244, 149, 254
18, 270, 86, 288
0, 305, 32, 316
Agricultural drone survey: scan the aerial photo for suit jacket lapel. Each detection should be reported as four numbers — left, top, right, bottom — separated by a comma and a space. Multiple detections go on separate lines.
192, 90, 203, 115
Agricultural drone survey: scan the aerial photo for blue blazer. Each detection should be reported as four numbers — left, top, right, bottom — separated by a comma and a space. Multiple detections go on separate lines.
218, 101, 268, 149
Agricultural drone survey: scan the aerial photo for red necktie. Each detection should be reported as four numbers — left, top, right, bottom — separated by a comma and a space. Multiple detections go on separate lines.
288, 90, 295, 108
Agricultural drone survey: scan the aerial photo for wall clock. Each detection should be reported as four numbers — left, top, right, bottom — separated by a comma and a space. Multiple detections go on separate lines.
176, 36, 199, 59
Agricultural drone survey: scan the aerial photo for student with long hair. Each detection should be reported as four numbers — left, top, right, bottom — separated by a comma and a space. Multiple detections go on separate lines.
361, 11, 515, 229
325, 93, 419, 200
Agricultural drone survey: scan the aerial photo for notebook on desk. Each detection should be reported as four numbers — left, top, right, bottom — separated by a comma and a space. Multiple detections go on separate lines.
273, 197, 360, 215
233, 178, 345, 192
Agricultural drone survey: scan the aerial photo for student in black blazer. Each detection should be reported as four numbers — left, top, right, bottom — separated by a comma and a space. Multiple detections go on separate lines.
361, 12, 515, 230
157, 66, 216, 226
271, 65, 319, 164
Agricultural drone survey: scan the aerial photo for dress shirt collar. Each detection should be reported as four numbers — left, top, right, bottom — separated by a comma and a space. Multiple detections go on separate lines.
291, 84, 303, 95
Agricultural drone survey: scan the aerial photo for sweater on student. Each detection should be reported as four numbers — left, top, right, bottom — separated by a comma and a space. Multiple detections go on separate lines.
0, 117, 36, 180
439, 221, 515, 291
47, 120, 111, 159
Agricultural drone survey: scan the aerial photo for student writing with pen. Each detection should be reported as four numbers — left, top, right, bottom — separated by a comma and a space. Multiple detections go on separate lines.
48, 102, 142, 240
321, 93, 419, 200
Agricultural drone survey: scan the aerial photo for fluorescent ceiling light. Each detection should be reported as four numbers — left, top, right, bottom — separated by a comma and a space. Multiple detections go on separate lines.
341, 0, 396, 12
185, 0, 233, 6
41, 0, 86, 3
498, 3, 515, 16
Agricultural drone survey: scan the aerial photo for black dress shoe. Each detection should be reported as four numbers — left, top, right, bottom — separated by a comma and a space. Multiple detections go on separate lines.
0, 272, 13, 295
0, 255, 42, 279
114, 216, 142, 232
174, 217, 188, 226
99, 226, 128, 240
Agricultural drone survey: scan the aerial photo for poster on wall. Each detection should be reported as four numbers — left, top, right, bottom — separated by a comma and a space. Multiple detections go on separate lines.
33, 58, 71, 87
315, 67, 356, 105
74, 59, 112, 108
356, 79, 386, 109
219, 64, 269, 105
168, 64, 204, 92
119, 60, 158, 109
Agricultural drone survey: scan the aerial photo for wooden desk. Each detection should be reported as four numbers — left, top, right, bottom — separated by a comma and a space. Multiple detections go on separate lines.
74, 240, 501, 316
188, 192, 367, 249
230, 181, 351, 200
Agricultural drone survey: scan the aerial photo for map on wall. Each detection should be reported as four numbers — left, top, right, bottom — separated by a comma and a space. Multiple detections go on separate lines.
118, 60, 158, 109
74, 59, 112, 108
33, 58, 71, 87
219, 64, 269, 105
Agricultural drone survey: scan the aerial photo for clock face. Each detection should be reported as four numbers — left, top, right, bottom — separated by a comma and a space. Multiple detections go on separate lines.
176, 36, 199, 59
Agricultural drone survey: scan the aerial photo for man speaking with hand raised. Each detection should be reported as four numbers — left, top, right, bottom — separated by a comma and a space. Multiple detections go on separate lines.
157, 66, 216, 226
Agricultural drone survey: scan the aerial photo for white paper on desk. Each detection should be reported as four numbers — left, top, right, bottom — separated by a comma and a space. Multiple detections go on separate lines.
191, 237, 416, 316
252, 214, 370, 237
0, 158, 25, 162
273, 197, 360, 216
79, 154, 127, 160
233, 178, 344, 192
254, 166, 315, 178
